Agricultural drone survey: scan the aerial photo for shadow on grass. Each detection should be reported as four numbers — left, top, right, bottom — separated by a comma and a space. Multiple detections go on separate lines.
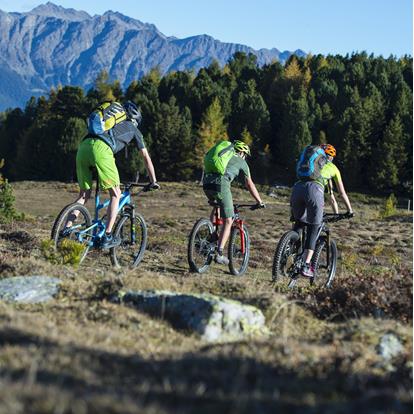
0, 327, 410, 414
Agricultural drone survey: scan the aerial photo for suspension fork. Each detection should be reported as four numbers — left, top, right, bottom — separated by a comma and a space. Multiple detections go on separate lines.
325, 226, 330, 266
129, 205, 136, 244
234, 219, 246, 254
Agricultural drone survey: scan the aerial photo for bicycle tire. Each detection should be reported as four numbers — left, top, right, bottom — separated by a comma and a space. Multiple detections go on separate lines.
228, 224, 250, 276
311, 236, 337, 288
272, 230, 300, 282
187, 218, 214, 273
51, 203, 93, 264
110, 212, 147, 268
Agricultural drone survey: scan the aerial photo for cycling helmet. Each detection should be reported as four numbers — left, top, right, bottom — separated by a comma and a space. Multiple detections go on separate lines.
233, 140, 251, 156
321, 143, 336, 157
124, 101, 142, 125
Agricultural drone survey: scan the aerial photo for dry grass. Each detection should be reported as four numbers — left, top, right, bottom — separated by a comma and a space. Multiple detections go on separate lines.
0, 181, 411, 413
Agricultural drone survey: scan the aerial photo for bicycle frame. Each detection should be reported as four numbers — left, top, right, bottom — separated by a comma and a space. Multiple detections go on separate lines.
211, 205, 247, 254
74, 181, 137, 248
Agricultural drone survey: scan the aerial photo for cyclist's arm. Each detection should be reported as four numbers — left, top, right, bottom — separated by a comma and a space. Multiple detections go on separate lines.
335, 177, 353, 213
245, 176, 262, 204
327, 179, 339, 214
140, 148, 157, 184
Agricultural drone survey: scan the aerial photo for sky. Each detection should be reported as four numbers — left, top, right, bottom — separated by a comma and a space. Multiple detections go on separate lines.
0, 0, 412, 56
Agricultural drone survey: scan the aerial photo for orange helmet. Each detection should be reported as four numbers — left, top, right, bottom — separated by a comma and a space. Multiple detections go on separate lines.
321, 144, 336, 157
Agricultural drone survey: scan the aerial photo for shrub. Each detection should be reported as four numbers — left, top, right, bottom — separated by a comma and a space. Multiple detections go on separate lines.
41, 239, 85, 266
0, 159, 24, 223
379, 193, 397, 218
290, 267, 412, 322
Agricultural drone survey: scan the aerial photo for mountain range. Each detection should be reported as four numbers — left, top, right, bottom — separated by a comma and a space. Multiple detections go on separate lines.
0, 2, 305, 110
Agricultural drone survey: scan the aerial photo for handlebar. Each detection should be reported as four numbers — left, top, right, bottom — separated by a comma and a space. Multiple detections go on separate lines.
234, 203, 265, 211
323, 212, 353, 223
208, 201, 265, 211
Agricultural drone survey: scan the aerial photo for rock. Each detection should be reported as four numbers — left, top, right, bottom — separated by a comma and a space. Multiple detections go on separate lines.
0, 276, 61, 303
116, 290, 268, 342
376, 333, 404, 360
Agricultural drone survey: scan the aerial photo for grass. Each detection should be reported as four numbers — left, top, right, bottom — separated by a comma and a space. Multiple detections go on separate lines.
0, 180, 411, 413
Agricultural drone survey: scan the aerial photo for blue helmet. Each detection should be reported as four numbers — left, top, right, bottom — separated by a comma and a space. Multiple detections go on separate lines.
124, 101, 142, 125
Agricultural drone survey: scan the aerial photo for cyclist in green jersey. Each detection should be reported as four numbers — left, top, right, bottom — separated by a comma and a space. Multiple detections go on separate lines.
203, 140, 265, 265
67, 101, 159, 249
291, 143, 353, 277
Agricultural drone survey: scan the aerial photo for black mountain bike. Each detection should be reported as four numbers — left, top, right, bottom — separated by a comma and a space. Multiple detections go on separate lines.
272, 213, 352, 288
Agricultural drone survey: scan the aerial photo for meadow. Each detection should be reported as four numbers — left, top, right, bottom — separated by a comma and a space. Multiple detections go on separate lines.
0, 181, 412, 414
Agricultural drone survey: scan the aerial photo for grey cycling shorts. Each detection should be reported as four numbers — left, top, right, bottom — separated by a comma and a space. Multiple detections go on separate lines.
290, 181, 324, 225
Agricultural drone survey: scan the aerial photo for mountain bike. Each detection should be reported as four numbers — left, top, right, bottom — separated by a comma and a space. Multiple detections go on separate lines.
187, 202, 264, 276
271, 213, 352, 288
51, 180, 150, 268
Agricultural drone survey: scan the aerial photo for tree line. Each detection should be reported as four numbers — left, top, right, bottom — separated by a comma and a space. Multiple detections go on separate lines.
0, 52, 412, 195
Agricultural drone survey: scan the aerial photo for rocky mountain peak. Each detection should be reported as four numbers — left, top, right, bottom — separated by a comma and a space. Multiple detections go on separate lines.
28, 2, 91, 21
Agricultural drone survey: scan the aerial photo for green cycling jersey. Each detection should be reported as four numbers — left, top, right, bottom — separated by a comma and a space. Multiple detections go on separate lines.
315, 161, 341, 189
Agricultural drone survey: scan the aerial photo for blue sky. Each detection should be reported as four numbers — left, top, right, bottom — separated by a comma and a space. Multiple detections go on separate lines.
0, 0, 412, 56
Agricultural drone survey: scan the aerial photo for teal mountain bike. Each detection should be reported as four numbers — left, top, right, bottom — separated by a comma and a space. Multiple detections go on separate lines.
51, 180, 149, 268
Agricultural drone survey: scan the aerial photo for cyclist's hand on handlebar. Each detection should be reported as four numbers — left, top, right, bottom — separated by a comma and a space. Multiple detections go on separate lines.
251, 202, 266, 210
144, 182, 160, 192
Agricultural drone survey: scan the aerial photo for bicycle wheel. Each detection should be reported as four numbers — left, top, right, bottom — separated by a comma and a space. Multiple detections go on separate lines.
228, 224, 250, 276
51, 203, 93, 264
272, 230, 300, 282
110, 213, 147, 268
187, 218, 214, 273
311, 236, 337, 288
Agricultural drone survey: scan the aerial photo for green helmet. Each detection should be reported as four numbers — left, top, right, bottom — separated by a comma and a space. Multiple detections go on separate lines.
233, 140, 251, 156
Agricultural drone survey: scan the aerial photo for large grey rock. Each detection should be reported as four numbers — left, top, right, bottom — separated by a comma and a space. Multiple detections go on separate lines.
376, 333, 404, 360
116, 290, 268, 342
0, 276, 61, 303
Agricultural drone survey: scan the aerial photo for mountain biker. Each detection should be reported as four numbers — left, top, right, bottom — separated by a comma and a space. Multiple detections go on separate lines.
69, 101, 160, 249
290, 143, 353, 277
203, 140, 265, 265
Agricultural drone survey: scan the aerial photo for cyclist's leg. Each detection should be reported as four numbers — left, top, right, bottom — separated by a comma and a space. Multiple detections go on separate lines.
302, 182, 324, 269
65, 140, 94, 228
216, 186, 234, 254
203, 177, 221, 240
105, 186, 122, 233
93, 140, 121, 235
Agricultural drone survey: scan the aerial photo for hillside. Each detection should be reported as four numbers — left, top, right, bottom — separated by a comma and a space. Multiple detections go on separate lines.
0, 2, 305, 109
0, 181, 412, 413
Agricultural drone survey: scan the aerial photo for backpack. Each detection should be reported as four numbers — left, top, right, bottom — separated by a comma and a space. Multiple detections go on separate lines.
204, 140, 235, 175
296, 145, 327, 181
87, 102, 127, 135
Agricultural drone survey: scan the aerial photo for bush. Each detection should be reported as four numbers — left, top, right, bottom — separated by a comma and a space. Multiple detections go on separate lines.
290, 267, 412, 323
41, 239, 85, 266
0, 159, 23, 223
379, 193, 397, 218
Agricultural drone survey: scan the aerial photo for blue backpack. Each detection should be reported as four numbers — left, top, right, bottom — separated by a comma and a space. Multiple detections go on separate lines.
296, 145, 327, 181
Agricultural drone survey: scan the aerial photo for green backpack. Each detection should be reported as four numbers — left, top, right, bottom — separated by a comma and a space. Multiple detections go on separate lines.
204, 140, 235, 175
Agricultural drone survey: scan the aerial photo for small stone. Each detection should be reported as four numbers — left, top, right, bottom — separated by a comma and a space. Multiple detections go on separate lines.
0, 276, 61, 303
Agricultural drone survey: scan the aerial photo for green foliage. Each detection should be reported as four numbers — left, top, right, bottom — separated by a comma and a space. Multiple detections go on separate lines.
379, 193, 397, 218
0, 52, 411, 194
41, 239, 85, 266
0, 159, 23, 223
194, 97, 228, 168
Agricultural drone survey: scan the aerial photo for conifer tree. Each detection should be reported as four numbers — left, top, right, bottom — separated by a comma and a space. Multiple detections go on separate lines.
194, 97, 228, 169
372, 116, 405, 192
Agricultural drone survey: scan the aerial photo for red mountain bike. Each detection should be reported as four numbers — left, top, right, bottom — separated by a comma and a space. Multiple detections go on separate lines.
187, 202, 263, 276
